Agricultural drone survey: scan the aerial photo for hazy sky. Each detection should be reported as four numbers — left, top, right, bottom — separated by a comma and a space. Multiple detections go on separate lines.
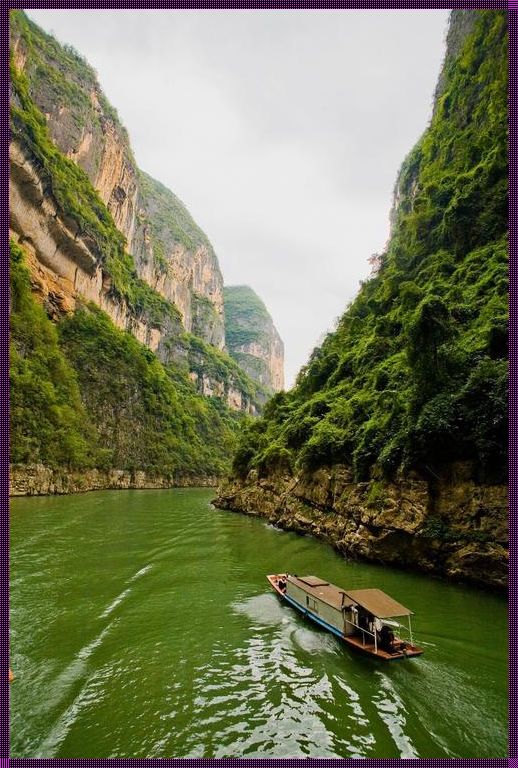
28, 9, 449, 388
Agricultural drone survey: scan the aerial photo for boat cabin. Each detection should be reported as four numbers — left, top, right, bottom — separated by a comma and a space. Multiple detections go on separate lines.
282, 574, 418, 658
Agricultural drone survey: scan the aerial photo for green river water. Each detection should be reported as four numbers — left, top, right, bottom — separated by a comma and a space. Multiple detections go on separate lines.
10, 488, 507, 758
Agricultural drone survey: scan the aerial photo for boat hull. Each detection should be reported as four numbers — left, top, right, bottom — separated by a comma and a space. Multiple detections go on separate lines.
267, 574, 424, 661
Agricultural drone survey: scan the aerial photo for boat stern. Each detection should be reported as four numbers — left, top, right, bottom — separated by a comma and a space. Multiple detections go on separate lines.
267, 573, 288, 595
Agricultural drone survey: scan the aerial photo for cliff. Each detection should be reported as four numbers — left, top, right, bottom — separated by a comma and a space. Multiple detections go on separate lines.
9, 239, 244, 488
8, 11, 287, 493
9, 11, 271, 416
217, 465, 507, 590
224, 286, 284, 392
216, 10, 508, 589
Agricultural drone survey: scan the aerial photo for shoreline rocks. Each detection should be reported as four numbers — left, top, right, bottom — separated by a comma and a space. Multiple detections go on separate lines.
214, 464, 508, 591
10, 463, 218, 497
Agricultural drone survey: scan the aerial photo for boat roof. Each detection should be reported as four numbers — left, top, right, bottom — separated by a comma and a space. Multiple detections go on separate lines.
343, 588, 413, 618
287, 575, 356, 611
287, 576, 413, 618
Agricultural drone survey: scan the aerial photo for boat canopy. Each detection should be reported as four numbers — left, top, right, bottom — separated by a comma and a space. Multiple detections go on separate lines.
344, 588, 413, 618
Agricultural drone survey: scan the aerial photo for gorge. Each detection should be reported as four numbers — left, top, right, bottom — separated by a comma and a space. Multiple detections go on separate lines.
9, 10, 509, 759
9, 10, 284, 493
215, 9, 508, 590
9, 10, 508, 590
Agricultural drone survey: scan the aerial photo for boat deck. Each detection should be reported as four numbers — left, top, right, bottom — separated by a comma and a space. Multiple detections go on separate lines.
343, 634, 423, 660
267, 573, 424, 661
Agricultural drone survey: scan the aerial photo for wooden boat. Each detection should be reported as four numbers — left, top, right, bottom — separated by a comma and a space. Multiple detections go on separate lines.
267, 573, 423, 660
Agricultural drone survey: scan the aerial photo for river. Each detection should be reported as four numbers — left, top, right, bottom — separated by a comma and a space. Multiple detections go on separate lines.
10, 488, 507, 758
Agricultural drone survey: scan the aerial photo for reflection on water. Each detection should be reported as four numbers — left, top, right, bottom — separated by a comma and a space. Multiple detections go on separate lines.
11, 488, 507, 758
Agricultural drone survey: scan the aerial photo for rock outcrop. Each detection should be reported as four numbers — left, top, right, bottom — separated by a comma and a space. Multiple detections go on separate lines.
10, 464, 218, 495
215, 11, 508, 589
224, 285, 284, 392
216, 463, 508, 590
9, 140, 180, 354
9, 11, 281, 416
10, 15, 225, 349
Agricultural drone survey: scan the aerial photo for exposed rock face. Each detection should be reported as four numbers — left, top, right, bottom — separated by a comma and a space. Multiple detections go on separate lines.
133, 172, 225, 348
10, 464, 218, 496
9, 14, 225, 344
224, 285, 284, 391
9, 140, 181, 355
215, 464, 508, 590
9, 12, 275, 414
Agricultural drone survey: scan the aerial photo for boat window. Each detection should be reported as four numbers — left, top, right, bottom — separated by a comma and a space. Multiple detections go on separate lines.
307, 597, 318, 612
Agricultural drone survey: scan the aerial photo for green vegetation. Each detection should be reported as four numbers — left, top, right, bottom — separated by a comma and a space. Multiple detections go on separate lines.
10, 240, 106, 469
224, 285, 279, 389
138, 171, 216, 255
231, 11, 507, 485
10, 53, 179, 328
10, 242, 244, 478
59, 309, 242, 477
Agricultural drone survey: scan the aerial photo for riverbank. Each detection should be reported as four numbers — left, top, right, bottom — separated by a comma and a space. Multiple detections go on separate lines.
214, 463, 508, 591
9, 463, 218, 496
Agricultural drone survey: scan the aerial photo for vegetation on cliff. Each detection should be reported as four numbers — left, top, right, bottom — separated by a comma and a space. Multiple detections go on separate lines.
10, 241, 243, 478
231, 11, 507, 486
10, 240, 103, 469
224, 285, 283, 391
10, 9, 267, 422
138, 171, 217, 261
10, 58, 179, 329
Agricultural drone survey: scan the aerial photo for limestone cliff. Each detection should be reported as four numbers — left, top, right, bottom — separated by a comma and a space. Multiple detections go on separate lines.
224, 286, 284, 392
10, 12, 225, 349
217, 465, 507, 590
10, 464, 218, 496
215, 11, 508, 588
9, 10, 269, 415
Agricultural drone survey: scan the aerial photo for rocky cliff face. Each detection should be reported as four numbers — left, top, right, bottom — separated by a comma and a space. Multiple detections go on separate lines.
9, 140, 179, 353
10, 14, 225, 349
216, 10, 508, 588
216, 465, 507, 590
9, 11, 272, 415
224, 285, 284, 392
10, 463, 218, 495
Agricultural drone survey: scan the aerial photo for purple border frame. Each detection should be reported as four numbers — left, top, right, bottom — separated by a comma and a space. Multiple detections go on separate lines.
2, 1, 511, 764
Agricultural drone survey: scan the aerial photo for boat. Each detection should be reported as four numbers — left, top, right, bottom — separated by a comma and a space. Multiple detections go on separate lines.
267, 573, 424, 660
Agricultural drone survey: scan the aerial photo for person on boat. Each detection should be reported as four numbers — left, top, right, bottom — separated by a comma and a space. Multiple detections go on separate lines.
378, 624, 395, 652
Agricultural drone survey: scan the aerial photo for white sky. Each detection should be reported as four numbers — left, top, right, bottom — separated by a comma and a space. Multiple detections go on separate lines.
28, 10, 450, 388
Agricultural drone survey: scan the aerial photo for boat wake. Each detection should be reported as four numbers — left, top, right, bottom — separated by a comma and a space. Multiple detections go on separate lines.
36, 619, 118, 716
127, 564, 153, 583
99, 588, 132, 619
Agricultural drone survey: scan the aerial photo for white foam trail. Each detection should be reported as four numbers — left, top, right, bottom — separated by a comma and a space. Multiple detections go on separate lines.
98, 564, 151, 620
36, 679, 101, 757
99, 588, 132, 619
127, 564, 152, 583
37, 621, 116, 714
373, 672, 418, 759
